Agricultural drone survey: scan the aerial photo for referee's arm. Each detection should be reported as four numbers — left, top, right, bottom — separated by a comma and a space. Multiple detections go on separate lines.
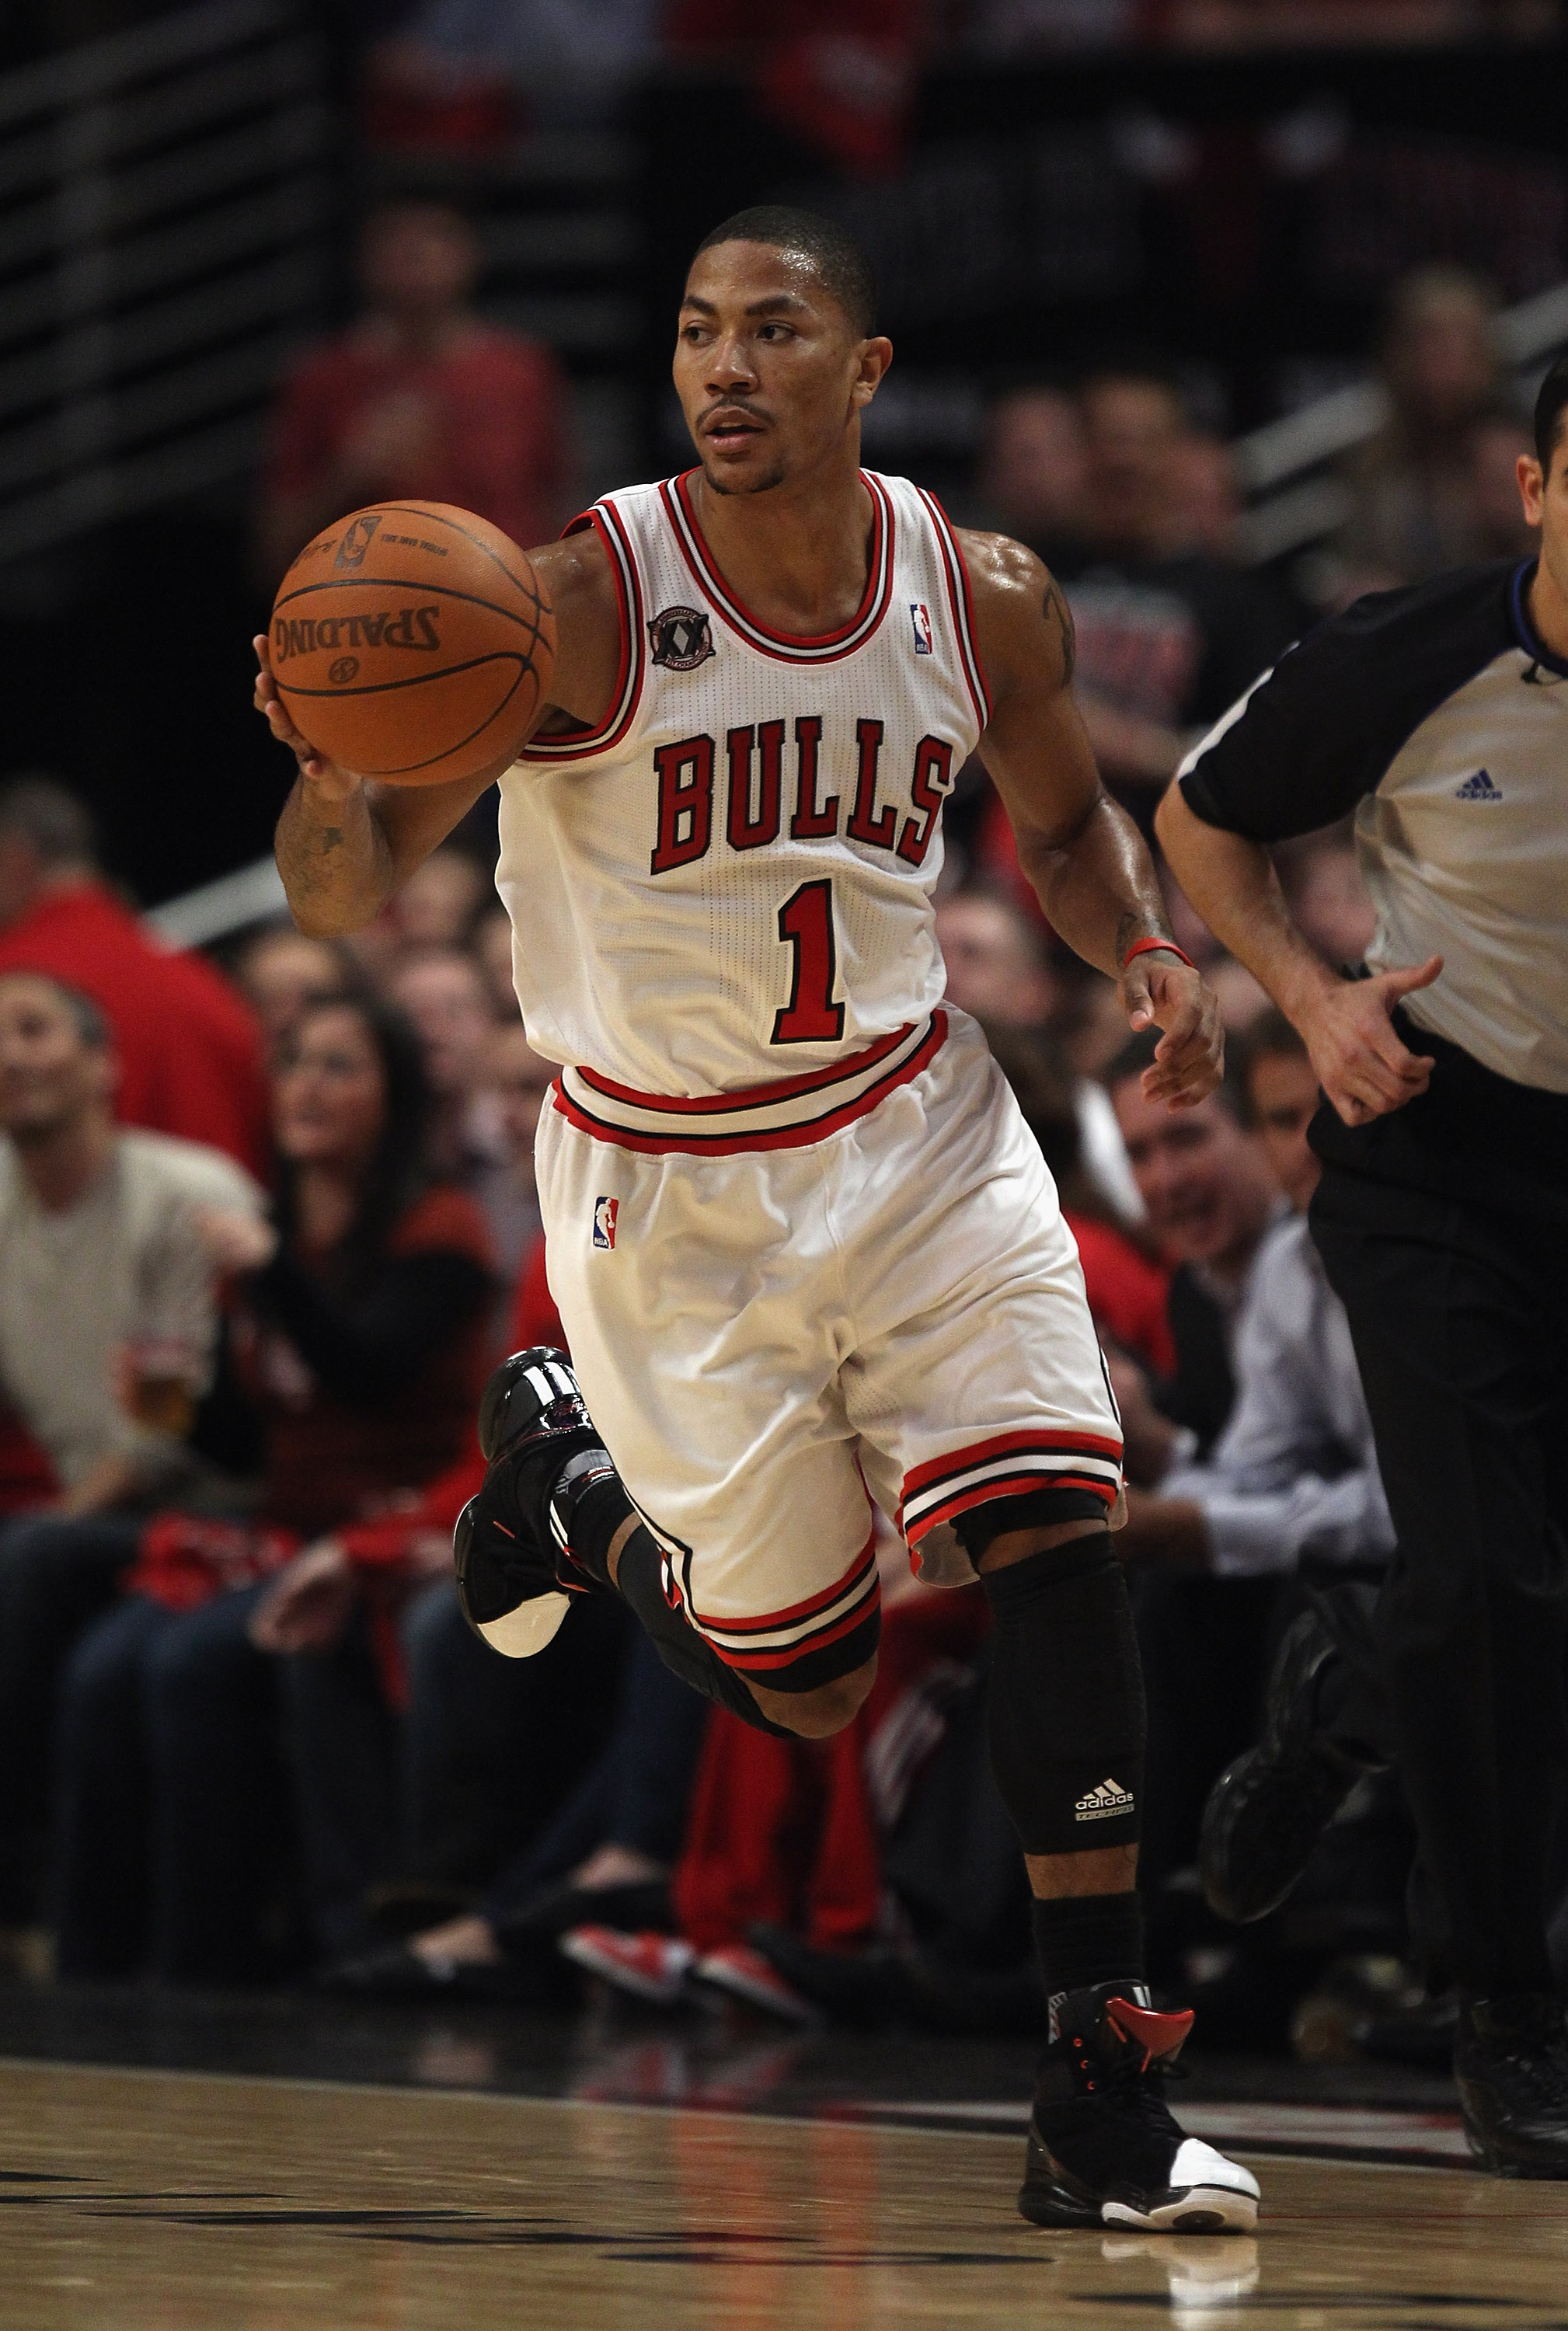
1154, 774, 1440, 1131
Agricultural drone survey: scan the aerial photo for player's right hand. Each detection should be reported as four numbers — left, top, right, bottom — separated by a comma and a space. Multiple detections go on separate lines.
253, 634, 364, 801
1302, 956, 1442, 1125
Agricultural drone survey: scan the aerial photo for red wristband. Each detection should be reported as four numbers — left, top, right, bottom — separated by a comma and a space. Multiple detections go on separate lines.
1122, 936, 1195, 974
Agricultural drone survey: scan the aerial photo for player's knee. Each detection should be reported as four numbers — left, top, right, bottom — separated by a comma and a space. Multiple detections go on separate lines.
750, 1653, 878, 1739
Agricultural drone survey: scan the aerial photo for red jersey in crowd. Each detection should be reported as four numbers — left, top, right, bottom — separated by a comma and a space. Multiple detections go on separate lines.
0, 882, 269, 1176
264, 325, 571, 557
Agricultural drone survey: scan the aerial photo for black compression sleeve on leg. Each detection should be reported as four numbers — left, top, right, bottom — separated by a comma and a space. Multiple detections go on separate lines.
615, 1530, 798, 1740
981, 1536, 1146, 1856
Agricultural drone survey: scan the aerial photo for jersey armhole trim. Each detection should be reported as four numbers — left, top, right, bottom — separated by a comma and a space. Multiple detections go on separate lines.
517, 502, 644, 763
918, 489, 992, 731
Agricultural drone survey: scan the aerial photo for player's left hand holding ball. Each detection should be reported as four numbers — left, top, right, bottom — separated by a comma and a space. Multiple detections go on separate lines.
253, 635, 364, 802
1122, 946, 1224, 1110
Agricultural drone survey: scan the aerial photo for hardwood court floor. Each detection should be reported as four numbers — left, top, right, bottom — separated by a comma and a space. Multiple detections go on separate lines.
2, 2057, 1566, 2331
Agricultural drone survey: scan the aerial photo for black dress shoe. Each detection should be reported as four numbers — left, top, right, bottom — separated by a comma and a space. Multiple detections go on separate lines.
1200, 1610, 1377, 1925
1455, 1991, 1568, 2177
316, 1941, 538, 2002
1354, 1987, 1459, 2071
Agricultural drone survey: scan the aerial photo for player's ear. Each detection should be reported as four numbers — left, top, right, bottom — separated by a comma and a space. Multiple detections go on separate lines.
852, 336, 894, 407
1517, 452, 1545, 526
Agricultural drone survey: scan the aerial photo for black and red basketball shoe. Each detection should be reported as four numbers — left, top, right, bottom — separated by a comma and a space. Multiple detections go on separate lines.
1019, 1983, 1260, 2233
454, 1348, 622, 1658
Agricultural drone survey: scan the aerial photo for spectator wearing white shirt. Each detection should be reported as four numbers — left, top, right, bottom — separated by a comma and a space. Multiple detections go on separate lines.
0, 972, 263, 1924
1117, 1012, 1393, 1580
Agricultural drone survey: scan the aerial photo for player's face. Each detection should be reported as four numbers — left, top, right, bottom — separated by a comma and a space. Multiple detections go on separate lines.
1247, 1049, 1322, 1214
0, 979, 111, 1138
674, 242, 890, 497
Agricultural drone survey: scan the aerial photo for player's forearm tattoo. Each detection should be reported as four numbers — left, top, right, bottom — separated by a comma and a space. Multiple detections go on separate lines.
1115, 911, 1176, 964
1044, 578, 1076, 685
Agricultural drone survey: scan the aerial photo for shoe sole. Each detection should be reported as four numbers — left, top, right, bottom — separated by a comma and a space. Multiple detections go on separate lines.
1019, 2130, 1259, 2236
1019, 2178, 1258, 2234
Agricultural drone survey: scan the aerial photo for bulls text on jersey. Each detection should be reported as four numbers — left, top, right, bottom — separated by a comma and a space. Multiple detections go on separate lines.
648, 720, 956, 875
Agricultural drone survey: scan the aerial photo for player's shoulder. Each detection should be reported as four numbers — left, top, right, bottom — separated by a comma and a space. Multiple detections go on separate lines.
952, 525, 1052, 605
527, 514, 618, 625
951, 528, 1073, 695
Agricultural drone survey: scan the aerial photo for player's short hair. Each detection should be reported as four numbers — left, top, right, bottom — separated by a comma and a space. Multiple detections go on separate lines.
690, 206, 876, 339
1533, 354, 1568, 475
0, 969, 110, 1048
1103, 1023, 1246, 1121
0, 773, 97, 868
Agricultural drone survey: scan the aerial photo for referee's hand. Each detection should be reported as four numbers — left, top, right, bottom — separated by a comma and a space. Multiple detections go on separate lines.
1302, 956, 1443, 1125
1122, 952, 1224, 1110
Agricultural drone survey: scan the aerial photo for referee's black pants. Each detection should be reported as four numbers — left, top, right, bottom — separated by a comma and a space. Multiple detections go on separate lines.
1310, 1048, 1568, 1999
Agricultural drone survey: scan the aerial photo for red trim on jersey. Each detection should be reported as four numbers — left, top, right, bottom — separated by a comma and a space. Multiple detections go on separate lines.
577, 1021, 915, 1117
917, 488, 992, 732
699, 1537, 883, 1674
551, 1014, 946, 1156
662, 470, 896, 664
692, 1534, 878, 1636
713, 1595, 881, 1673
519, 502, 644, 761
904, 1475, 1120, 1546
901, 1426, 1123, 1500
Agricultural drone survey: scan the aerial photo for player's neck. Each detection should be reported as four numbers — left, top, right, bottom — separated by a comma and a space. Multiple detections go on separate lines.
688, 456, 874, 639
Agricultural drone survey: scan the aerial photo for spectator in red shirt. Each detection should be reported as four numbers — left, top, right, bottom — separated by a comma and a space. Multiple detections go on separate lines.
256, 198, 573, 584
0, 776, 269, 1176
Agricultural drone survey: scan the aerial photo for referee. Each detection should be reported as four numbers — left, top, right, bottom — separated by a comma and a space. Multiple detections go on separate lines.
1156, 354, 1568, 2176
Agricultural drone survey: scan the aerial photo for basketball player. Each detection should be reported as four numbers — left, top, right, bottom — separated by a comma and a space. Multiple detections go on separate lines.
256, 207, 1260, 2233
1157, 354, 1568, 2175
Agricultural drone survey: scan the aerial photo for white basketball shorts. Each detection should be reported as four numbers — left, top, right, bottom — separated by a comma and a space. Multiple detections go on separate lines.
535, 1005, 1124, 1690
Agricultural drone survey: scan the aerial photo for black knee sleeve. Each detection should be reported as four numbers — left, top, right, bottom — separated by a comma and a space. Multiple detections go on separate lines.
981, 1537, 1146, 1856
615, 1531, 798, 1740
955, 1486, 1110, 1563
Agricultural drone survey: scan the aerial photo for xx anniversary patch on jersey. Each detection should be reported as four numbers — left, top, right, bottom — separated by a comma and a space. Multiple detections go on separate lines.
649, 605, 715, 671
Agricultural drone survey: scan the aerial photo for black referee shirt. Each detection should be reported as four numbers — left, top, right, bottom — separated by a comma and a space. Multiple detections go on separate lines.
1178, 558, 1568, 1097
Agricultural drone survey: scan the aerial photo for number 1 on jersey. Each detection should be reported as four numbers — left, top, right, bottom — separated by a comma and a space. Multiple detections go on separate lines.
772, 877, 845, 1045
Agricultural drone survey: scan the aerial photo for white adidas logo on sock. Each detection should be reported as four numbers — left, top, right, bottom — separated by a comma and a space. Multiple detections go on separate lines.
1075, 1778, 1136, 1821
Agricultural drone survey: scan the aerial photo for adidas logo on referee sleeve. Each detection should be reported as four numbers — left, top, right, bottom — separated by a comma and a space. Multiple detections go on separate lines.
1455, 768, 1502, 800
1075, 1778, 1136, 1821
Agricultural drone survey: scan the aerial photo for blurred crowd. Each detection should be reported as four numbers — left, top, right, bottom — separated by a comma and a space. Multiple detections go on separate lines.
0, 741, 1531, 2052
354, 0, 1556, 168
0, 191, 1560, 2060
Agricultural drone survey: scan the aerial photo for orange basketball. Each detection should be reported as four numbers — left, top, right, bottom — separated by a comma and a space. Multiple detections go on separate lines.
269, 502, 556, 786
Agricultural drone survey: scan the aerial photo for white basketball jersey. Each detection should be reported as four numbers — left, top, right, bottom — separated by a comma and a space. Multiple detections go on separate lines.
494, 469, 990, 1099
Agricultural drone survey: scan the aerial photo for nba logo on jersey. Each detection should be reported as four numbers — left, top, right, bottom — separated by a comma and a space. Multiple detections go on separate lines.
593, 1196, 619, 1250
910, 602, 934, 655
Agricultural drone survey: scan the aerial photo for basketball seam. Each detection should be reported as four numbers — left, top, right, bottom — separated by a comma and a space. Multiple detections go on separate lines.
277, 651, 535, 699
332, 502, 547, 605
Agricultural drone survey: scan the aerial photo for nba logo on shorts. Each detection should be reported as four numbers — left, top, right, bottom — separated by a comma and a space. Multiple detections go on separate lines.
593, 1196, 618, 1250
910, 602, 934, 655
